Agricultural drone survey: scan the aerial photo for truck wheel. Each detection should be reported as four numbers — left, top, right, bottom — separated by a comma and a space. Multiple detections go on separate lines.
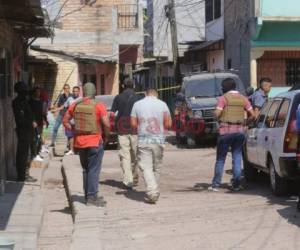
269, 159, 287, 196
243, 155, 258, 182
187, 136, 196, 148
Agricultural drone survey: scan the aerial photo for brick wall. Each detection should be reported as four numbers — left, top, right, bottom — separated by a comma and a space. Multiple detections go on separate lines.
30, 50, 79, 103
60, 0, 137, 32
257, 51, 300, 86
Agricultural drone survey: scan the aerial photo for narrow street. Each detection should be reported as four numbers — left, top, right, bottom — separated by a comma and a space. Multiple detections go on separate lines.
60, 143, 300, 250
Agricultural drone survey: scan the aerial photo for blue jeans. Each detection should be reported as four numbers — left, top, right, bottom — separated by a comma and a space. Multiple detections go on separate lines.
212, 133, 246, 188
78, 144, 104, 198
51, 113, 63, 144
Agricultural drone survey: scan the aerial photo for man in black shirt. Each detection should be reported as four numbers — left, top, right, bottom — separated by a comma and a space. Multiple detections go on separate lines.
50, 84, 70, 147
12, 81, 37, 182
111, 78, 141, 189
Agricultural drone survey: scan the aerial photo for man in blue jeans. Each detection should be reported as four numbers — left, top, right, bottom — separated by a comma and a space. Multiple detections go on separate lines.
63, 83, 110, 207
50, 84, 71, 147
209, 78, 255, 191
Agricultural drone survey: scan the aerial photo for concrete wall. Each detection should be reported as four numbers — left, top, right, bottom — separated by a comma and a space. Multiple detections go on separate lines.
259, 0, 300, 17
224, 0, 253, 87
207, 50, 224, 71
206, 0, 224, 41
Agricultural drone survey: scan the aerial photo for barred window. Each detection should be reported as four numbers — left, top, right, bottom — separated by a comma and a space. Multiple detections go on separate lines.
117, 4, 138, 29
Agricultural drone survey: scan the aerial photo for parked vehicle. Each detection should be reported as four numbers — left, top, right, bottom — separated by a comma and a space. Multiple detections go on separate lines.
243, 90, 300, 196
95, 95, 117, 145
174, 72, 246, 147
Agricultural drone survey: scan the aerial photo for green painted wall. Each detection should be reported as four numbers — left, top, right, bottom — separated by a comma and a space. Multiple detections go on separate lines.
261, 0, 300, 17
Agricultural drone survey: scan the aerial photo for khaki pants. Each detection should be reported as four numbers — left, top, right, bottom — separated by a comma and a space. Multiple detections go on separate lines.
137, 144, 164, 196
118, 135, 139, 186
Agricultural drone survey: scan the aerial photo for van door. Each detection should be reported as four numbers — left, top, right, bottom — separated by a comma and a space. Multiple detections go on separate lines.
246, 101, 272, 165
257, 99, 282, 167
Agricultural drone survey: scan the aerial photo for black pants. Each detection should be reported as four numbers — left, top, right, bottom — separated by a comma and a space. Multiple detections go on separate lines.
16, 128, 32, 181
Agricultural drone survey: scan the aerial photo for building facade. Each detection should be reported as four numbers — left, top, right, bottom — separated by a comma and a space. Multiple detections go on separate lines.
31, 0, 144, 101
224, 0, 300, 88
0, 1, 49, 190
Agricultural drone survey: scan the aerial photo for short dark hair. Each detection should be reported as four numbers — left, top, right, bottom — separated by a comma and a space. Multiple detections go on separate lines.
259, 77, 272, 88
63, 83, 70, 88
221, 78, 236, 93
146, 88, 158, 95
73, 86, 80, 91
124, 78, 134, 88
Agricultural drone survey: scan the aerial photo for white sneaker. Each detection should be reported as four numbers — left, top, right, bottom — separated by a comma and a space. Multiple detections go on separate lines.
65, 150, 74, 156
40, 146, 49, 154
33, 155, 44, 162
208, 186, 219, 192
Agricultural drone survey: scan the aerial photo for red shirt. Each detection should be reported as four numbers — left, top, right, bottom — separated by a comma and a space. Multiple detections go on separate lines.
216, 91, 253, 135
63, 98, 108, 148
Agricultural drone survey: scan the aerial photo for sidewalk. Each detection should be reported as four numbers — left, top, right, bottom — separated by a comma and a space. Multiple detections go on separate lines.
0, 155, 49, 250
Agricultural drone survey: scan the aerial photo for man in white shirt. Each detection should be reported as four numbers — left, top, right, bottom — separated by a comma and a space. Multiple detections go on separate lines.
131, 88, 172, 204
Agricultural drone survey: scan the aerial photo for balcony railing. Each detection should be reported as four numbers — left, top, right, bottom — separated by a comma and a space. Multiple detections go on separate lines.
117, 4, 138, 29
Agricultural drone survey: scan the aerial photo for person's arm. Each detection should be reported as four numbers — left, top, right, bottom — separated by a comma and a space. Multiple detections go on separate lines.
163, 104, 172, 130
101, 115, 110, 144
130, 103, 138, 131
111, 95, 119, 113
62, 105, 74, 131
252, 94, 265, 118
214, 96, 225, 119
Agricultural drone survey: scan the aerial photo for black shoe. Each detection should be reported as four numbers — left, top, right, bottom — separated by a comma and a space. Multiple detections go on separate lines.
86, 196, 107, 207
25, 176, 37, 183
49, 143, 55, 147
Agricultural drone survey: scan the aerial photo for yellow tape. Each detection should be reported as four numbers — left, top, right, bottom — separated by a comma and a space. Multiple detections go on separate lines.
136, 85, 181, 94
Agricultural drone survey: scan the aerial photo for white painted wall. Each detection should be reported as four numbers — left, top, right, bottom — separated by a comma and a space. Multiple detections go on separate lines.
207, 50, 224, 71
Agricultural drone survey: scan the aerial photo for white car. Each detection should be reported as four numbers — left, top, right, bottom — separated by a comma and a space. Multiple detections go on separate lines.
243, 90, 300, 196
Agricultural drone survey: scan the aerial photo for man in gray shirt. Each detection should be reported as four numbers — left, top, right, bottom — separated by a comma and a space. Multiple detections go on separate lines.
131, 88, 172, 204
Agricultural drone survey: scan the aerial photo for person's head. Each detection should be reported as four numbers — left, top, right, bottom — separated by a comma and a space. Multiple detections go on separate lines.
72, 86, 80, 98
63, 84, 70, 95
32, 86, 41, 99
259, 77, 272, 94
123, 78, 134, 89
14, 81, 28, 96
221, 78, 236, 94
83, 82, 96, 98
146, 88, 158, 97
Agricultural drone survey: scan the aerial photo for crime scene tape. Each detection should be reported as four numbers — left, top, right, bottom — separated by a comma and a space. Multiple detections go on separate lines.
136, 85, 181, 94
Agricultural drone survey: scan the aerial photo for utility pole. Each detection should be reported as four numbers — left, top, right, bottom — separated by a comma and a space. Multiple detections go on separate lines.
166, 0, 181, 85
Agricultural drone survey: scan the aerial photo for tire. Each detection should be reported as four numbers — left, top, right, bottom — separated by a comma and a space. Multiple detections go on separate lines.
187, 136, 196, 148
176, 133, 186, 145
269, 159, 288, 196
243, 154, 258, 182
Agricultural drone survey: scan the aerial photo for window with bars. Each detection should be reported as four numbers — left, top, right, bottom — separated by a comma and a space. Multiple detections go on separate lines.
205, 0, 221, 23
117, 4, 138, 29
286, 59, 300, 86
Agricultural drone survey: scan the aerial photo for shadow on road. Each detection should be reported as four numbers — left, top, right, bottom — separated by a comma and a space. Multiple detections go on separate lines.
100, 179, 130, 190
116, 190, 145, 203
0, 181, 24, 230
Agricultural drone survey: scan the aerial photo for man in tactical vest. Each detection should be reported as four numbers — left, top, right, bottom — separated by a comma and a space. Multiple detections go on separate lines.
63, 82, 110, 207
209, 78, 255, 192
12, 81, 37, 182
